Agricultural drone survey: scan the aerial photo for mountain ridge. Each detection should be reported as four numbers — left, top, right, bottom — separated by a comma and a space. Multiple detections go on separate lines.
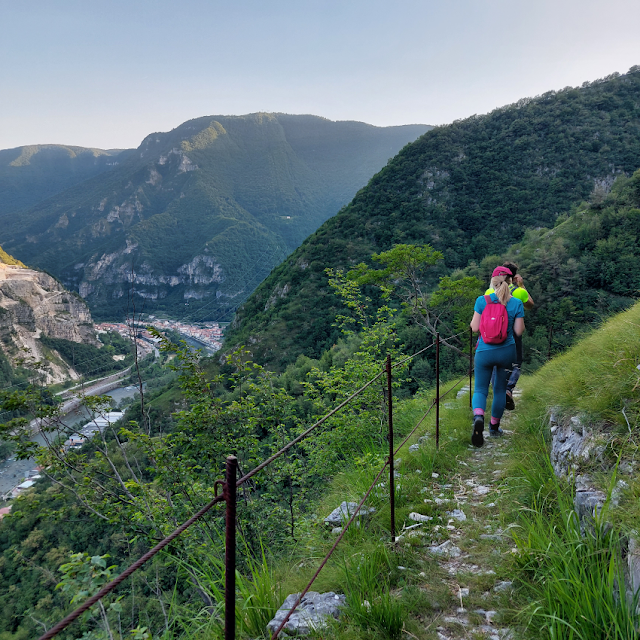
0, 114, 430, 320
0, 144, 125, 216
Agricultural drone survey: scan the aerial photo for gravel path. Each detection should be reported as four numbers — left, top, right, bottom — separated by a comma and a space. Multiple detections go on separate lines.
419, 394, 522, 640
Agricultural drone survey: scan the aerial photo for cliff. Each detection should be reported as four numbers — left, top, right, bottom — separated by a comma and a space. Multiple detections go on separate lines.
0, 262, 99, 384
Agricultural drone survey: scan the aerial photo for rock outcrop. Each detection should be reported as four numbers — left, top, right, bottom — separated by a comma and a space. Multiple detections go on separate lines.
549, 409, 640, 608
0, 262, 99, 384
267, 592, 345, 636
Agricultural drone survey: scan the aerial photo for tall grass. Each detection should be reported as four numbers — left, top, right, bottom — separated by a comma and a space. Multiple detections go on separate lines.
340, 546, 404, 639
520, 301, 640, 435
512, 463, 638, 639
505, 302, 640, 638
173, 540, 281, 640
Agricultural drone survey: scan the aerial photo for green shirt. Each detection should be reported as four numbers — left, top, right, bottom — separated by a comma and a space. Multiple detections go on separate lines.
484, 284, 529, 305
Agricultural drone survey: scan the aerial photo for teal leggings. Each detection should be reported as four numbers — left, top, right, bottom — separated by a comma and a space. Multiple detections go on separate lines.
473, 344, 516, 420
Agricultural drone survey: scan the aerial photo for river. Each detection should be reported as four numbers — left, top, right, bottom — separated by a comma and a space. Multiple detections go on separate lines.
0, 385, 142, 496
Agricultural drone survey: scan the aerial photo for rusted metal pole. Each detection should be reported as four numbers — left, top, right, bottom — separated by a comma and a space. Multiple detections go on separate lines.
387, 354, 395, 542
435, 333, 440, 450
469, 328, 473, 409
224, 455, 238, 640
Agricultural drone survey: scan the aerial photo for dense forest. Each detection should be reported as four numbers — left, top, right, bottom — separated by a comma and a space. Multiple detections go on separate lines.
0, 145, 124, 217
225, 67, 640, 370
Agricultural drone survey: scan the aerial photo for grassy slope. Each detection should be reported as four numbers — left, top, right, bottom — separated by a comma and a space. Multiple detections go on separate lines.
0, 246, 25, 267
501, 300, 640, 638
225, 68, 640, 370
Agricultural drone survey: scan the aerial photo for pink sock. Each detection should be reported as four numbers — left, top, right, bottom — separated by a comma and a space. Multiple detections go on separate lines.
490, 416, 500, 425
474, 409, 484, 416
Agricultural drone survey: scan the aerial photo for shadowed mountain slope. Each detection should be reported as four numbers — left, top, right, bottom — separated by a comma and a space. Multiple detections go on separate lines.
0, 114, 429, 320
224, 68, 640, 370
0, 145, 125, 216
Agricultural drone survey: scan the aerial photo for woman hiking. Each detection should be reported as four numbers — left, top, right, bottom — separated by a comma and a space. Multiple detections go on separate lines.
469, 266, 525, 447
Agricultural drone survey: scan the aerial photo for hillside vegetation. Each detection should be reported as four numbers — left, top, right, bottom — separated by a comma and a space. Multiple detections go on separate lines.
226, 68, 640, 370
462, 167, 640, 373
0, 115, 429, 320
0, 145, 124, 216
4, 280, 639, 639
503, 299, 640, 638
0, 246, 25, 268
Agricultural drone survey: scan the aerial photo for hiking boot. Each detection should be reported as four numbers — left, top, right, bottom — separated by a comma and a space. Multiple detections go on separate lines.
489, 421, 504, 437
471, 415, 484, 447
505, 391, 515, 411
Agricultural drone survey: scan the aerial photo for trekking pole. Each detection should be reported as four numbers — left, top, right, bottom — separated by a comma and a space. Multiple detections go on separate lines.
224, 456, 238, 640
435, 333, 440, 450
386, 354, 395, 542
469, 327, 473, 409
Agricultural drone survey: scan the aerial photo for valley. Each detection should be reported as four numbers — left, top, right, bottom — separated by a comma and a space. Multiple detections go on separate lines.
1, 68, 640, 640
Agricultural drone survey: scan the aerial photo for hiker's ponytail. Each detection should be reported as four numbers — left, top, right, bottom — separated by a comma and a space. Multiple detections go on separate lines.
490, 275, 512, 305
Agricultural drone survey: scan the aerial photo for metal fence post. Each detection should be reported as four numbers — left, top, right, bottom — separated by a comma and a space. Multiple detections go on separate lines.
386, 354, 395, 542
224, 455, 238, 640
469, 327, 473, 409
435, 333, 440, 450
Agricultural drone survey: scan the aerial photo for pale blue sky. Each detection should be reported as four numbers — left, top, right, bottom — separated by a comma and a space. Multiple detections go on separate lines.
1, 0, 638, 150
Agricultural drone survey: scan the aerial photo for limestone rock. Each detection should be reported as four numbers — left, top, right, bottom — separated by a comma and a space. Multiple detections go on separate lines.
550, 415, 599, 476
446, 509, 467, 522
409, 512, 433, 523
428, 540, 462, 558
267, 591, 346, 636
626, 537, 640, 605
574, 488, 606, 522
323, 502, 375, 526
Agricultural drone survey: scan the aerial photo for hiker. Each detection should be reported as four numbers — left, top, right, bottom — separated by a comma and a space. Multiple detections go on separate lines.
485, 262, 534, 409
470, 266, 525, 447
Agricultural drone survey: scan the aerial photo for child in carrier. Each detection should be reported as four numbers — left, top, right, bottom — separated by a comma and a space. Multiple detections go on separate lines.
469, 266, 525, 447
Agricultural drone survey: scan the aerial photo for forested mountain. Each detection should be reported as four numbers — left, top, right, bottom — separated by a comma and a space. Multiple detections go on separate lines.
225, 68, 640, 370
464, 168, 640, 372
0, 145, 125, 216
0, 115, 429, 320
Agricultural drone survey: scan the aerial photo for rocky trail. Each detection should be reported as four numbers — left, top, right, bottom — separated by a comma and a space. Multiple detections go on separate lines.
417, 394, 522, 640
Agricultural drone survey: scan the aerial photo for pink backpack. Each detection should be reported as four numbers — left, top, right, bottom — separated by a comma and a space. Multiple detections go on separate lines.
479, 295, 508, 344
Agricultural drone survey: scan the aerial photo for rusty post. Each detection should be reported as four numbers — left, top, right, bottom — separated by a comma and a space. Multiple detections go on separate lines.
224, 455, 238, 640
435, 333, 440, 450
386, 354, 395, 542
469, 327, 473, 409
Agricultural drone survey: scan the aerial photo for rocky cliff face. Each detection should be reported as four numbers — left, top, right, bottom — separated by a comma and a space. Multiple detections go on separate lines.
0, 263, 99, 384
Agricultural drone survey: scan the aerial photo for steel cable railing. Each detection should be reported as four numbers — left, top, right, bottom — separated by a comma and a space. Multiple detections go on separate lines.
37, 328, 475, 640
36, 363, 389, 640
270, 371, 470, 638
